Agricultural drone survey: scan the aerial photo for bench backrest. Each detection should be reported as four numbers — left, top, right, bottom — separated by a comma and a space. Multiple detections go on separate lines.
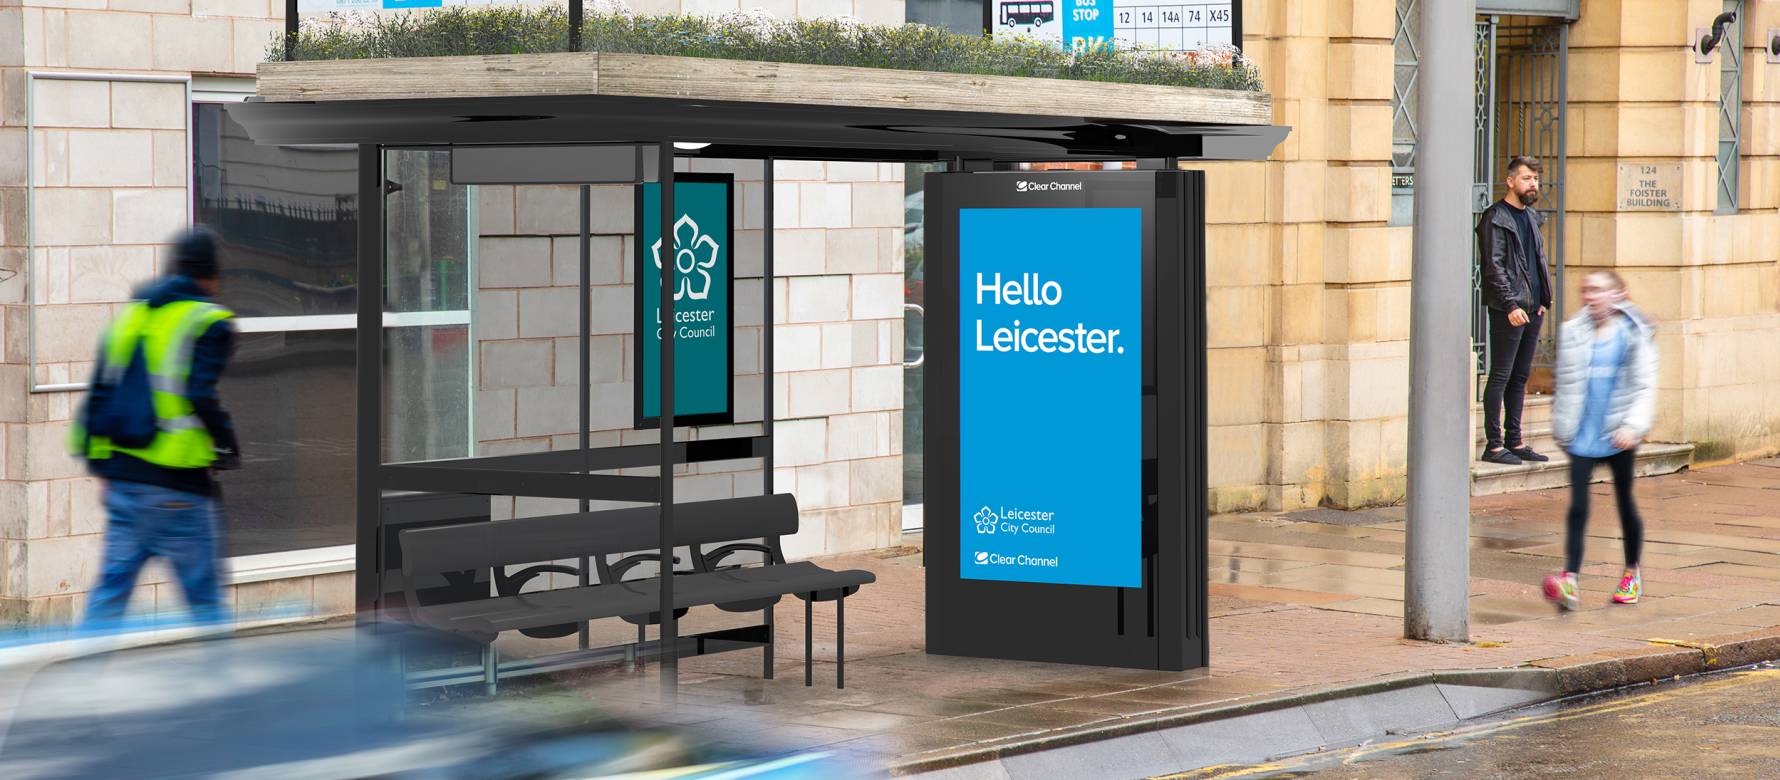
399, 493, 800, 578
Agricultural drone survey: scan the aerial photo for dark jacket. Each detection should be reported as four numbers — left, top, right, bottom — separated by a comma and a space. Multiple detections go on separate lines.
1476, 199, 1553, 313
89, 275, 239, 497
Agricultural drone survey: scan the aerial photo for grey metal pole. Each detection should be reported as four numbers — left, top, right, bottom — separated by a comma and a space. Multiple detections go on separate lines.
657, 142, 678, 696
1404, 0, 1474, 642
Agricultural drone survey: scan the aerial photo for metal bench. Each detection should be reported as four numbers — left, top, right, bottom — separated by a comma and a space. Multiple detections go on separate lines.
394, 493, 874, 692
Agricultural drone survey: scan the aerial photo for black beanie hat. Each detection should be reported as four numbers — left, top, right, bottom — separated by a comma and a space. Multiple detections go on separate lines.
172, 227, 220, 280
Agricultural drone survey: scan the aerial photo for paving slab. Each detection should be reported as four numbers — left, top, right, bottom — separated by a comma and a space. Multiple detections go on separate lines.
335, 463, 1780, 777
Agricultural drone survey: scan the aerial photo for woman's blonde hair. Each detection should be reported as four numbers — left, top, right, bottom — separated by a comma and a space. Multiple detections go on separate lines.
1586, 269, 1626, 291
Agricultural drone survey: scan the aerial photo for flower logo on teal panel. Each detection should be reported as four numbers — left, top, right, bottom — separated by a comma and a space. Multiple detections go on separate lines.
652, 214, 720, 301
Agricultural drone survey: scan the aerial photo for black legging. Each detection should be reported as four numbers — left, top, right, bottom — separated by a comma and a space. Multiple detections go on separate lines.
1565, 448, 1643, 575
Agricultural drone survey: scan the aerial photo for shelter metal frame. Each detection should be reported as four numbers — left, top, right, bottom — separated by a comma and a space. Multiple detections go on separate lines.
230, 84, 1288, 698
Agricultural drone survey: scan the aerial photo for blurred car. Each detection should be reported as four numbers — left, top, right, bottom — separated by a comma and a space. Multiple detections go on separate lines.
0, 621, 856, 780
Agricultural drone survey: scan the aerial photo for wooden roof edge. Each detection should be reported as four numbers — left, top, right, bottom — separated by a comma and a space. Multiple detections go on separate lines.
256, 51, 1273, 127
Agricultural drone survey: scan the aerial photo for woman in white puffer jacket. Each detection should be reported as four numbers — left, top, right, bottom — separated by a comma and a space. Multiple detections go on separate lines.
1541, 270, 1657, 611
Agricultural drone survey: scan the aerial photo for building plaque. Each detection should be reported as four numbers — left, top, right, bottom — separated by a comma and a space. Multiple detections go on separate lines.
1616, 163, 1682, 211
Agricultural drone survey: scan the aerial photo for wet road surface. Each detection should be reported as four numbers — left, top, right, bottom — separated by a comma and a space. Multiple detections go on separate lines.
1169, 666, 1780, 779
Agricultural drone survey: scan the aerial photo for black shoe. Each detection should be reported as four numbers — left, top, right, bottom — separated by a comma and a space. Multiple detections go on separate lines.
1509, 445, 1549, 463
1481, 448, 1523, 466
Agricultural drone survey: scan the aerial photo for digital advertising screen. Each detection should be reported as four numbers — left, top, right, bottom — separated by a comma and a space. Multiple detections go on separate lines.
956, 206, 1144, 588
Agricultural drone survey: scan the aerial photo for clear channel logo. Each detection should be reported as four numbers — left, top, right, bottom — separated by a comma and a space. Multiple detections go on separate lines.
971, 550, 1060, 569
1014, 180, 1084, 193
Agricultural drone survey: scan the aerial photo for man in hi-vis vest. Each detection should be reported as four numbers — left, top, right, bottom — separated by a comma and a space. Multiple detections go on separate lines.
72, 228, 241, 625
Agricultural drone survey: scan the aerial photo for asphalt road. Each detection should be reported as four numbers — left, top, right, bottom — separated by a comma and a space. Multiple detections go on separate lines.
1169, 666, 1780, 779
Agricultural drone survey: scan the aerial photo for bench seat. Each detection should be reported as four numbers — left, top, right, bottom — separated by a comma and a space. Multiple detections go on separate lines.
413, 561, 874, 636
394, 493, 873, 690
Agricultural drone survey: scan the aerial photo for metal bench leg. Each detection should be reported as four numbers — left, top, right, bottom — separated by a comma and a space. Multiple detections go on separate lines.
804, 593, 814, 687
763, 605, 775, 680
482, 644, 498, 697
837, 594, 845, 689
636, 622, 647, 670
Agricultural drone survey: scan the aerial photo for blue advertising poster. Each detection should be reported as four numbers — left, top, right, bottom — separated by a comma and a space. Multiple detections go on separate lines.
637, 178, 733, 425
957, 206, 1142, 588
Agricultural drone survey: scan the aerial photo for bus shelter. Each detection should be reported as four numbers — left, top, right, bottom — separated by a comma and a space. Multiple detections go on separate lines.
229, 51, 1290, 692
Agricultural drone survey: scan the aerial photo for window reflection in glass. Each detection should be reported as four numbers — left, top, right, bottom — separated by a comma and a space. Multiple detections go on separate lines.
197, 104, 358, 318
219, 326, 470, 556
221, 330, 355, 556
385, 150, 472, 313
384, 324, 471, 465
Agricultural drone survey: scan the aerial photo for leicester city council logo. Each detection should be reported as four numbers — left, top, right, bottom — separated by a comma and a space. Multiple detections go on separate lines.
973, 506, 999, 535
652, 214, 720, 301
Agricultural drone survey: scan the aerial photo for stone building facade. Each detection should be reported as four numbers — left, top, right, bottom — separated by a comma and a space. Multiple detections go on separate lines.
1, 0, 1778, 624
0, 0, 911, 623
1198, 0, 1779, 511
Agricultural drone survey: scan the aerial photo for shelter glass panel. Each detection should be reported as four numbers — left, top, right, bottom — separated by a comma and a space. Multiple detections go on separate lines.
221, 326, 470, 556
195, 104, 355, 318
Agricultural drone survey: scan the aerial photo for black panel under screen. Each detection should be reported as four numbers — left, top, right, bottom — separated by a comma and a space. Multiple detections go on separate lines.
924, 170, 1207, 670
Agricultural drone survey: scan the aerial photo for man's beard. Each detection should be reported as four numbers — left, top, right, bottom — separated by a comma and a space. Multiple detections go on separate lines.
1518, 188, 1541, 206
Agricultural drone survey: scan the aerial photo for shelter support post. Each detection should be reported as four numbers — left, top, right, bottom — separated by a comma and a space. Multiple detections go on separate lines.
355, 144, 383, 619
579, 184, 592, 650
763, 158, 774, 494
1405, 0, 1475, 642
568, 0, 583, 51
284, 0, 297, 62
658, 141, 678, 697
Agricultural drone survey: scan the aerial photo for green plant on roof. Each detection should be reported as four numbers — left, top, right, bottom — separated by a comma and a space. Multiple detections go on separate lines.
273, 6, 1263, 91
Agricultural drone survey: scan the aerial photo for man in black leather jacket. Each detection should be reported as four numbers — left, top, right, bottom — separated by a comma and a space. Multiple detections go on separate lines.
1476, 155, 1554, 466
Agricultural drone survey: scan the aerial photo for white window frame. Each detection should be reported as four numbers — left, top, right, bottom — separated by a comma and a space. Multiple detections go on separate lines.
194, 85, 478, 576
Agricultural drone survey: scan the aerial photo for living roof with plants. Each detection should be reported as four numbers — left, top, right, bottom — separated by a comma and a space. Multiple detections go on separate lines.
273, 6, 1264, 92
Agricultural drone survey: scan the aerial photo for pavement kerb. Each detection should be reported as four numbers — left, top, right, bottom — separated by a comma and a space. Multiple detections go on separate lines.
887, 670, 1489, 776
887, 626, 1780, 777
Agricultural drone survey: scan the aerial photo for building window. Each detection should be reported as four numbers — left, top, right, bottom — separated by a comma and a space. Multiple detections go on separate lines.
1716, 0, 1743, 214
1390, 0, 1420, 226
193, 104, 474, 557
906, 0, 984, 34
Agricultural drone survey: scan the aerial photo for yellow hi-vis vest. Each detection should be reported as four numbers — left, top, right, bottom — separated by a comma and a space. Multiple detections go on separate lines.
73, 299, 233, 470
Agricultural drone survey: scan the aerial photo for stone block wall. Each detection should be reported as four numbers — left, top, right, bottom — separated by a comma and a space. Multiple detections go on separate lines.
0, 1, 340, 623
0, 0, 910, 624
1197, 0, 1780, 511
1566, 0, 1780, 463
473, 159, 907, 563
1189, 0, 1413, 513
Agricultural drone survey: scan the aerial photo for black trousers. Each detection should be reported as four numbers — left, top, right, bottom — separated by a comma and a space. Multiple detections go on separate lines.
1483, 307, 1543, 451
1565, 448, 1643, 575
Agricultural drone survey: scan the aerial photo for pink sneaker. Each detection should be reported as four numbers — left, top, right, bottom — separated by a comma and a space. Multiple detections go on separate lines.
1612, 568, 1641, 604
1543, 572, 1579, 611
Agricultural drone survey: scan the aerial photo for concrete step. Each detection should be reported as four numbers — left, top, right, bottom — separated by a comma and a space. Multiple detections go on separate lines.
1471, 395, 1554, 430
1474, 423, 1556, 450
1470, 442, 1694, 497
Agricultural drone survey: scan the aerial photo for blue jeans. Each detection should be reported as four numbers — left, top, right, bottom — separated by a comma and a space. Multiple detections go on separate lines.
85, 480, 224, 625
